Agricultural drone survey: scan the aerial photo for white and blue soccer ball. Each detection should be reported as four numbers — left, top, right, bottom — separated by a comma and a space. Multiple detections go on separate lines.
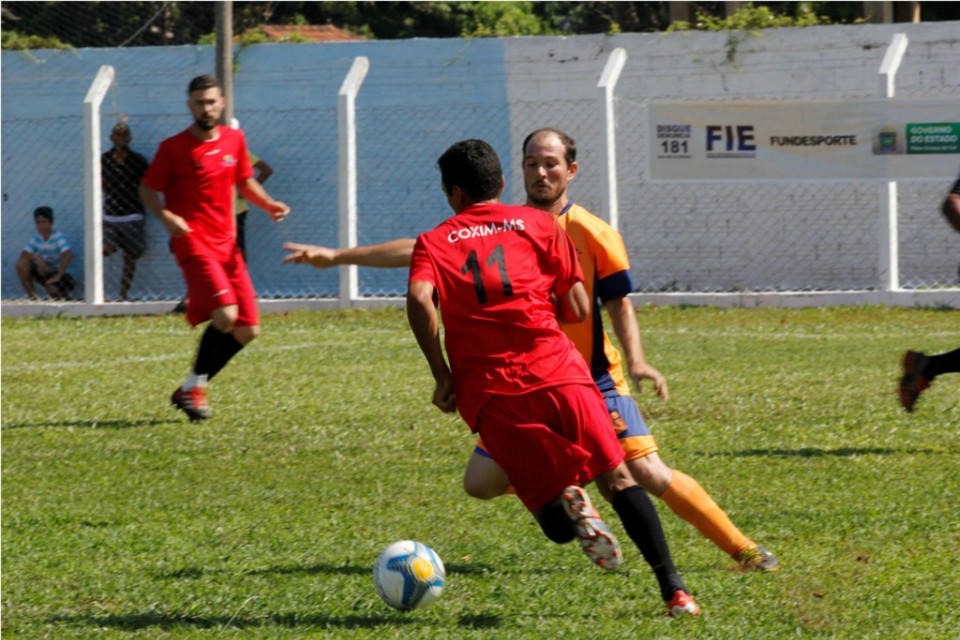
373, 540, 446, 611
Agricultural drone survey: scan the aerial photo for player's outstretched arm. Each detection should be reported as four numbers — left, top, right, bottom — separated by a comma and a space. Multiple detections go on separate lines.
282, 243, 338, 268
604, 295, 669, 402
282, 238, 416, 269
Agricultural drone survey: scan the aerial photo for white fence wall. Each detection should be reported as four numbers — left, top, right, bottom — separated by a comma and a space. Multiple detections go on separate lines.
3, 22, 959, 316
503, 23, 960, 307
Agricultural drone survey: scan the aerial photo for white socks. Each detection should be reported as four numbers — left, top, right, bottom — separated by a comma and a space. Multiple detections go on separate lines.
183, 372, 208, 390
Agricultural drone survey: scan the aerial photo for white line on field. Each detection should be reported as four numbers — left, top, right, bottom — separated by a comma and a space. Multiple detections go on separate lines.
646, 329, 960, 340
1, 341, 339, 373
4, 329, 953, 372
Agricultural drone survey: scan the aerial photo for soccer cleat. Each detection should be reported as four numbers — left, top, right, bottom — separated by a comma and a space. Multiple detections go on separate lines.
734, 545, 780, 572
561, 485, 622, 570
664, 589, 700, 618
171, 386, 210, 421
899, 350, 930, 413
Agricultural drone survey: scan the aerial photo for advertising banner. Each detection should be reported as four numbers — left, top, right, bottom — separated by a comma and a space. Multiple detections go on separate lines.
646, 98, 960, 182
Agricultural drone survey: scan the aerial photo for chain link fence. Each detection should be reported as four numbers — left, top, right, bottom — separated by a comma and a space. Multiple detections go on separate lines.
3, 12, 958, 307
345, 102, 510, 298
612, 83, 959, 295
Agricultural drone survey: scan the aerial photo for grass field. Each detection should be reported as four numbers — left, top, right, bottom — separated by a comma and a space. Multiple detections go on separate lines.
2, 305, 958, 639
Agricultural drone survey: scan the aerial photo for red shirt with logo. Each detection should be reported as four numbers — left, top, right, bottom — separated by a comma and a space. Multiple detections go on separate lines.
142, 126, 253, 261
409, 202, 592, 430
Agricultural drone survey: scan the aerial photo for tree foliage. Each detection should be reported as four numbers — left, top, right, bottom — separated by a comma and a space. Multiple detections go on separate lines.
1, 29, 69, 50
2, 1, 959, 50
667, 3, 833, 32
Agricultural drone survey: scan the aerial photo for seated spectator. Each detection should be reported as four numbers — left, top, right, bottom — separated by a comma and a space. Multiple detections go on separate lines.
15, 206, 75, 300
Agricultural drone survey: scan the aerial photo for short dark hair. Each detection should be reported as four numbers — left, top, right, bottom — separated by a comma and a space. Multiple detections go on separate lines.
437, 139, 503, 201
34, 206, 54, 221
522, 128, 577, 165
187, 75, 221, 94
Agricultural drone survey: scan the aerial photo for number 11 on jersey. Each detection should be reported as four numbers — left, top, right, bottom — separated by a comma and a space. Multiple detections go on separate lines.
461, 244, 513, 304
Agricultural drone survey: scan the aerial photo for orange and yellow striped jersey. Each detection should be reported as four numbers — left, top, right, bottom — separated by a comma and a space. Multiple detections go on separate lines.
557, 203, 635, 397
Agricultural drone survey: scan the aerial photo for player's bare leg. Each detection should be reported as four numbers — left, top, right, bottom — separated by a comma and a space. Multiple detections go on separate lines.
463, 451, 510, 500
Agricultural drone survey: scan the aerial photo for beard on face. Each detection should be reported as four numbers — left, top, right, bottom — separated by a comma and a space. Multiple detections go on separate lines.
526, 181, 562, 207
527, 191, 554, 206
194, 116, 217, 131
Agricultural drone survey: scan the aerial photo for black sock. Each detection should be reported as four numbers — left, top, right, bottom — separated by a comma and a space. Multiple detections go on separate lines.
537, 498, 576, 544
925, 349, 960, 380
194, 324, 245, 380
612, 485, 686, 601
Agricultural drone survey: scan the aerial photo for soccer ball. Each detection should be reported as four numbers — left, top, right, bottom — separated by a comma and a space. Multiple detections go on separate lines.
373, 540, 446, 611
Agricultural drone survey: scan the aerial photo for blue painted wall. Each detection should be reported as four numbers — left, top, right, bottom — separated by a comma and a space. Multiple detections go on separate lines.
1, 38, 510, 300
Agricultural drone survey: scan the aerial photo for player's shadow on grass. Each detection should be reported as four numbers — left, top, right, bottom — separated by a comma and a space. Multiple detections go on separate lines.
700, 446, 940, 458
159, 561, 506, 581
253, 561, 540, 577
1, 418, 180, 430
48, 611, 420, 632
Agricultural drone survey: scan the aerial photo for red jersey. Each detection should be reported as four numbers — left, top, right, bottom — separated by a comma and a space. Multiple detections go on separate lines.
142, 126, 253, 260
409, 202, 593, 429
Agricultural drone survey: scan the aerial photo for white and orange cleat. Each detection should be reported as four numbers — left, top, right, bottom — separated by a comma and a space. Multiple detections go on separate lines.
561, 485, 622, 570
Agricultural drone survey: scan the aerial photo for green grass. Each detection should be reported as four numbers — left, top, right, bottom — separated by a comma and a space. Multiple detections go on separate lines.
2, 306, 958, 638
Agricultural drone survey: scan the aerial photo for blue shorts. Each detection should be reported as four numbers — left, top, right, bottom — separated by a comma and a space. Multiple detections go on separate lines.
604, 392, 658, 461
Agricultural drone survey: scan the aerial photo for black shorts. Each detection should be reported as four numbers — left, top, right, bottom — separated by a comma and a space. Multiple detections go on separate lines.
104, 219, 146, 258
30, 264, 75, 295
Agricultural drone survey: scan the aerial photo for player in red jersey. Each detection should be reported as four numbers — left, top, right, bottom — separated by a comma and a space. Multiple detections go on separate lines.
897, 172, 960, 412
283, 129, 778, 574
406, 139, 699, 617
140, 75, 290, 421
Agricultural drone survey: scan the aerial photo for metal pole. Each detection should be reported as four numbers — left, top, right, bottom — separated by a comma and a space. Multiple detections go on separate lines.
215, 1, 234, 124
338, 57, 371, 307
83, 65, 115, 306
598, 47, 627, 231
877, 33, 908, 293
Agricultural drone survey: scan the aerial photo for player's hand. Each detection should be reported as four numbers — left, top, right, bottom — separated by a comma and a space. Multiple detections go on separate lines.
432, 377, 457, 413
265, 201, 290, 222
46, 273, 62, 285
282, 243, 339, 268
630, 363, 669, 402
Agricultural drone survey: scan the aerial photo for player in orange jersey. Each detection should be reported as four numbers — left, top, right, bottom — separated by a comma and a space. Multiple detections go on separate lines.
284, 128, 778, 572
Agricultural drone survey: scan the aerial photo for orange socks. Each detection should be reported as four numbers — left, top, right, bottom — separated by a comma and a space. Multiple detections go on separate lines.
660, 470, 752, 557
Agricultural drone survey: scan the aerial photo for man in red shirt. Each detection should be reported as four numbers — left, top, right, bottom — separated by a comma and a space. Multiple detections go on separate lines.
406, 139, 699, 617
140, 75, 290, 421
282, 129, 778, 574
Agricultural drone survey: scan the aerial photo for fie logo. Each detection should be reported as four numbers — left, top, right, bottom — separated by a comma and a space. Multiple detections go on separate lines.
706, 125, 757, 158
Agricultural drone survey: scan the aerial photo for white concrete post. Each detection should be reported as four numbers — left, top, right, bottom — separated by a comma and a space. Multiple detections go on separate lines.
878, 33, 908, 292
83, 65, 115, 306
338, 56, 370, 307
598, 47, 627, 231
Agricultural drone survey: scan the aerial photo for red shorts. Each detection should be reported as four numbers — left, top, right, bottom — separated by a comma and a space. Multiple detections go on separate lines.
177, 246, 258, 328
475, 383, 625, 512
